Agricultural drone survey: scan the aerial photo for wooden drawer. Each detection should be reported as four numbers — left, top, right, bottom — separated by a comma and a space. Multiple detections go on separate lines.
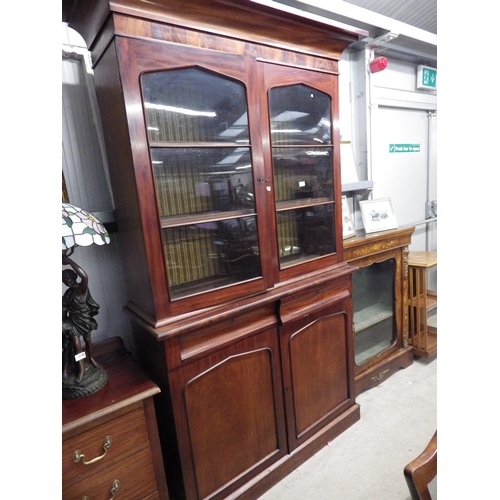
63, 447, 158, 500
63, 407, 150, 488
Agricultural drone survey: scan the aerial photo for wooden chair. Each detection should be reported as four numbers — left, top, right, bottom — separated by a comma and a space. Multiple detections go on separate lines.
404, 431, 437, 500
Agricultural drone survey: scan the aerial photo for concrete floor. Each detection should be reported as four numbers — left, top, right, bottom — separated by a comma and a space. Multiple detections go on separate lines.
258, 356, 437, 500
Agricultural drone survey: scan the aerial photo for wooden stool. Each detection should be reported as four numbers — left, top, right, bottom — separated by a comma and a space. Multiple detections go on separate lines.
407, 251, 437, 358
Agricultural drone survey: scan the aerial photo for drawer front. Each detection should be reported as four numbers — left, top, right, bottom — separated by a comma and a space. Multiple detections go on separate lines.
63, 447, 157, 500
63, 408, 150, 488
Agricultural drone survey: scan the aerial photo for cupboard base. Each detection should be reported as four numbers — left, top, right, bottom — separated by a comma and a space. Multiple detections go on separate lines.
201, 403, 360, 500
354, 346, 414, 395
130, 271, 359, 500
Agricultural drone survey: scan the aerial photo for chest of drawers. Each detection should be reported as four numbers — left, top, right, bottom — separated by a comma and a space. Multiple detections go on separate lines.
62, 337, 169, 500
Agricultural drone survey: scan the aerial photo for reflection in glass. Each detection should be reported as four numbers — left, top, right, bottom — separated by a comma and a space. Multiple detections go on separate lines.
352, 259, 397, 365
269, 83, 335, 269
273, 148, 332, 203
163, 216, 261, 299
152, 148, 254, 217
277, 205, 334, 268
142, 68, 249, 143
269, 84, 331, 145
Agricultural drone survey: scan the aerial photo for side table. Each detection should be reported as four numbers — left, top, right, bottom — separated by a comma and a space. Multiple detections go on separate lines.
407, 251, 437, 358
62, 337, 169, 500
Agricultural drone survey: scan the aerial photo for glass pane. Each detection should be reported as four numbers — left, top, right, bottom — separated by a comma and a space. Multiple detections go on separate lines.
273, 147, 333, 203
352, 259, 397, 365
277, 205, 335, 268
269, 84, 332, 145
142, 68, 249, 143
152, 148, 255, 217
163, 216, 261, 299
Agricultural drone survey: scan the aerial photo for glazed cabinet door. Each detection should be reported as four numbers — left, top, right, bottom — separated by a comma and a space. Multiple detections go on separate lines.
352, 253, 399, 368
278, 279, 355, 451
258, 62, 344, 283
166, 307, 286, 500
349, 247, 408, 380
113, 36, 270, 319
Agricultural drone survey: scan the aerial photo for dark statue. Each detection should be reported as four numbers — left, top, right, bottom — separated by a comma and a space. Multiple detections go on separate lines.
62, 251, 108, 399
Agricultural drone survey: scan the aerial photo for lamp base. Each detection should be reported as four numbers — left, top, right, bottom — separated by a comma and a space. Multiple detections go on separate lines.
62, 361, 108, 400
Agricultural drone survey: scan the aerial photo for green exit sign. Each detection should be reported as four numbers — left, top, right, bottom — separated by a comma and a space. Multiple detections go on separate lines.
417, 65, 437, 90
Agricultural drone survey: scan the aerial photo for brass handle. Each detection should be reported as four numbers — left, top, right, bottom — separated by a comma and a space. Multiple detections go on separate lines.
73, 436, 112, 465
82, 479, 120, 500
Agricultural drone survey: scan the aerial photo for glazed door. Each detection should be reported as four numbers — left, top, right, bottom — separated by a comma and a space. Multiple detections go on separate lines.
352, 256, 398, 367
116, 36, 271, 318
258, 62, 344, 283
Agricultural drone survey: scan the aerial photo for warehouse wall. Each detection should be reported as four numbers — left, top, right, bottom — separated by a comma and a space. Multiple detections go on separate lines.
62, 25, 135, 348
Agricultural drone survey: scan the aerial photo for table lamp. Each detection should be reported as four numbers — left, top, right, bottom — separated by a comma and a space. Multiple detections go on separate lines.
62, 201, 110, 399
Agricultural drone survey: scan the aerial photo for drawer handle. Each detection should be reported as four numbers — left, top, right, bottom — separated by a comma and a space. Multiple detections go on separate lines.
73, 436, 112, 465
82, 479, 120, 500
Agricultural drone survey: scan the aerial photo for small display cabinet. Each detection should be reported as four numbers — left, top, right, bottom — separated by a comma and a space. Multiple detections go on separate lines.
343, 226, 415, 395
407, 251, 437, 358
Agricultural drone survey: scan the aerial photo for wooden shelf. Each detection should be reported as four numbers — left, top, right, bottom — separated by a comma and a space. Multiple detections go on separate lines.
411, 330, 437, 358
409, 292, 437, 311
354, 304, 392, 332
427, 292, 437, 310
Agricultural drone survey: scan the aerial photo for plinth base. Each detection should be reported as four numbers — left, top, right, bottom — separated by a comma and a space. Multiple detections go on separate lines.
62, 362, 108, 400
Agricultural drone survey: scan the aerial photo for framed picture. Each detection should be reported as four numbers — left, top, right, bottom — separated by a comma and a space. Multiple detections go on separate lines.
342, 195, 356, 239
359, 198, 398, 234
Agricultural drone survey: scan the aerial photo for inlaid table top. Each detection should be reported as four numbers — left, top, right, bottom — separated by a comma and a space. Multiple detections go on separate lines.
408, 251, 437, 268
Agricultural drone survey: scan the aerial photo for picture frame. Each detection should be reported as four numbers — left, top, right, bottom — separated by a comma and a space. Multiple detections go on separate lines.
342, 195, 356, 239
359, 197, 398, 234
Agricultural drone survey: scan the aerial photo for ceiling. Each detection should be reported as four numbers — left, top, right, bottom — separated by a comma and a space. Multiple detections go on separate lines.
63, 0, 437, 65
274, 0, 437, 65
343, 0, 436, 34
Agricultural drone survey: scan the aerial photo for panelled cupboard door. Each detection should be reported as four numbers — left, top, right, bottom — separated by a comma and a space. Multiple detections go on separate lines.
115, 36, 271, 318
167, 320, 287, 500
278, 282, 353, 450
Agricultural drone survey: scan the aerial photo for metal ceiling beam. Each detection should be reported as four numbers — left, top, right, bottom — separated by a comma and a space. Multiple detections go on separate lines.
283, 0, 436, 43
274, 0, 437, 64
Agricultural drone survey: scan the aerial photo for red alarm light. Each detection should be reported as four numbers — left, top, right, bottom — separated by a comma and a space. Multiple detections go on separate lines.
369, 57, 388, 73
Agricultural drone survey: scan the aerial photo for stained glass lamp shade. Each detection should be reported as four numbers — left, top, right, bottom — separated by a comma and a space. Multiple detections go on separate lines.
62, 202, 110, 252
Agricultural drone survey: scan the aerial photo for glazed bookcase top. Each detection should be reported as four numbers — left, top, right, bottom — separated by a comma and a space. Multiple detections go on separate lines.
64, 0, 366, 327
